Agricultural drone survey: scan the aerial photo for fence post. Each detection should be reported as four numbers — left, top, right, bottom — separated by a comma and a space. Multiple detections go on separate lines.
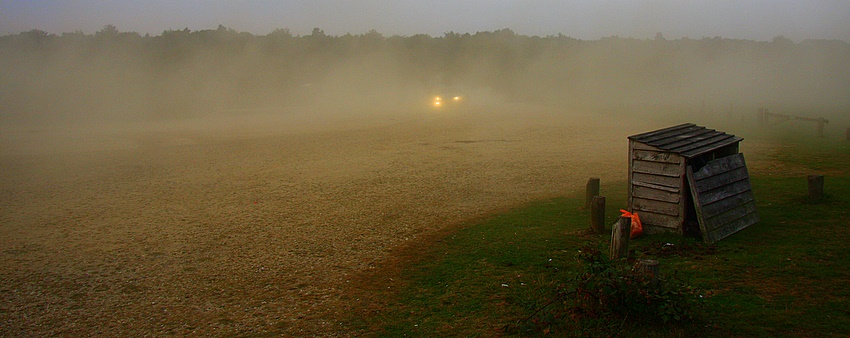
590, 196, 606, 234
757, 108, 768, 128
636, 260, 660, 287
808, 175, 824, 203
610, 215, 631, 260
585, 177, 600, 208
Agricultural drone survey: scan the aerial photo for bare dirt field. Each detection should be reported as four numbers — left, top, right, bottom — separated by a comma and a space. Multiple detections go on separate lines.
2, 107, 728, 336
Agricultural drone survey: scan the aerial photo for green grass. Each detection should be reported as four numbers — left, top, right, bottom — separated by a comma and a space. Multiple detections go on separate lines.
347, 135, 850, 337
353, 197, 607, 336
688, 174, 850, 336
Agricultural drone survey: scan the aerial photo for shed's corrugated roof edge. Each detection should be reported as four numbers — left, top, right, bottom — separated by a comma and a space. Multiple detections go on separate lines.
628, 123, 742, 158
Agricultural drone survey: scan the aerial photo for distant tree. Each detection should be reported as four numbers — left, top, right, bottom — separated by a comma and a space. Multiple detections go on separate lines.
363, 29, 383, 39
359, 29, 384, 49
61, 30, 86, 38
443, 31, 463, 40
12, 29, 54, 50
22, 29, 51, 39
1, 24, 848, 122
771, 35, 794, 45
269, 28, 293, 38
96, 24, 119, 39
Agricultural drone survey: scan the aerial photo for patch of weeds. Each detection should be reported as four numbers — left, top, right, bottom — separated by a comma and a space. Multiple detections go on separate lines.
571, 244, 705, 324
512, 243, 707, 336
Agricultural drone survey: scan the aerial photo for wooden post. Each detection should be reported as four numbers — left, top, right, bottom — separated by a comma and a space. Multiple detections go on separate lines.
808, 175, 824, 203
609, 215, 631, 260
585, 177, 600, 208
757, 108, 767, 128
636, 260, 660, 287
590, 196, 606, 234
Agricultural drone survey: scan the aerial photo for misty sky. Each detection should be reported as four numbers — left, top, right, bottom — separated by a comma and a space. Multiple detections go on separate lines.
1, 0, 849, 41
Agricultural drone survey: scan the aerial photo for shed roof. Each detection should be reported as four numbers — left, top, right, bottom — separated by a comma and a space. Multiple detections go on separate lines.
628, 123, 743, 159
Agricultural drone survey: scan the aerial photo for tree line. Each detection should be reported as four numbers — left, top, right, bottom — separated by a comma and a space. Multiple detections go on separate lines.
1, 25, 848, 123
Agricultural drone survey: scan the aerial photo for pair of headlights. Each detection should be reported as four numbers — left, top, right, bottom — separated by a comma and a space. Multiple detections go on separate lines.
433, 96, 461, 107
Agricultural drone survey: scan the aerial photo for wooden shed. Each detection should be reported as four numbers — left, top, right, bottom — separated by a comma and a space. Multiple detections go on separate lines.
628, 123, 759, 243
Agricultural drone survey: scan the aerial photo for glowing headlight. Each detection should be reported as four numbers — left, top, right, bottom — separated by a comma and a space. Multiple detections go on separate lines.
433, 96, 443, 107
453, 96, 461, 101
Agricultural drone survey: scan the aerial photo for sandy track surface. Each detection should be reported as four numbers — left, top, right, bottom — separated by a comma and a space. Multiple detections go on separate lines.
1, 108, 660, 336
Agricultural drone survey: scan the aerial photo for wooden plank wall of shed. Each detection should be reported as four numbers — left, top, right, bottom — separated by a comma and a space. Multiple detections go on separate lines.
687, 153, 759, 243
629, 140, 686, 233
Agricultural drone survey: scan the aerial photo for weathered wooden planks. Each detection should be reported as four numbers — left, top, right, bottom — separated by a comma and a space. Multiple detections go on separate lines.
629, 123, 742, 159
680, 135, 740, 158
632, 160, 682, 177
687, 153, 759, 244
628, 123, 747, 240
632, 185, 681, 203
632, 150, 682, 164
629, 138, 686, 234
610, 216, 631, 259
632, 198, 679, 216
632, 172, 681, 189
638, 212, 680, 232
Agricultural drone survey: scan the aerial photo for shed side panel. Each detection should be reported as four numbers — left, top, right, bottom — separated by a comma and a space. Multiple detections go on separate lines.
700, 192, 754, 216
632, 172, 681, 189
694, 176, 752, 205
640, 212, 680, 233
687, 153, 759, 244
706, 207, 760, 241
630, 141, 686, 233
632, 149, 683, 164
632, 160, 681, 177
633, 198, 679, 216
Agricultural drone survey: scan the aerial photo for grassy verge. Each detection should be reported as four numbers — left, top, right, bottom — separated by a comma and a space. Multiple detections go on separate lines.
345, 135, 850, 337
692, 174, 850, 336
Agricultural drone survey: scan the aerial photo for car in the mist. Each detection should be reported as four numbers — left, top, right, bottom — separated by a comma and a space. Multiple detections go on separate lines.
430, 94, 464, 109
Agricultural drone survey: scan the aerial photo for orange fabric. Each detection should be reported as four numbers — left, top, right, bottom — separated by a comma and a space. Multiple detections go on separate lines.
620, 209, 643, 239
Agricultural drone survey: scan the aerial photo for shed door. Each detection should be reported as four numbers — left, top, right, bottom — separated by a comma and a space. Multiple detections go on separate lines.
686, 153, 759, 244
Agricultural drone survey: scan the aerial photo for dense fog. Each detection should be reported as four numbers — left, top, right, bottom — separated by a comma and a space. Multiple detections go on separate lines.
2, 25, 849, 126
2, 24, 850, 337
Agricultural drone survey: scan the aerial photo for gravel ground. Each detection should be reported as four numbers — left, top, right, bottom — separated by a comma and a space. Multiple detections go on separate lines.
1, 108, 670, 336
